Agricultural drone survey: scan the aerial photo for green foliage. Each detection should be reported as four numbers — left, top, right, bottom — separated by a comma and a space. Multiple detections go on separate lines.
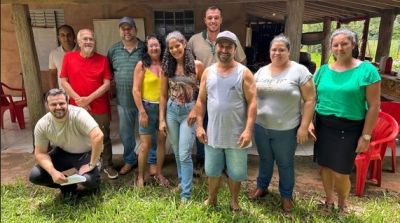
2, 181, 400, 223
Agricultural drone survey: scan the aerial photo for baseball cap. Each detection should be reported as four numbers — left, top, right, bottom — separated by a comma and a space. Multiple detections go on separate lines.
216, 30, 237, 46
119, 16, 136, 28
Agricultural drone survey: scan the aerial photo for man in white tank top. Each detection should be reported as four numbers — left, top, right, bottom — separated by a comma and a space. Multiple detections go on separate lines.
195, 31, 257, 211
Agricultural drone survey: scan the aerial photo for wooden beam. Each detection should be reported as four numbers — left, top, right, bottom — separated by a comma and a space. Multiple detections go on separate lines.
11, 4, 45, 131
321, 17, 331, 65
284, 0, 305, 62
359, 18, 370, 60
375, 11, 396, 62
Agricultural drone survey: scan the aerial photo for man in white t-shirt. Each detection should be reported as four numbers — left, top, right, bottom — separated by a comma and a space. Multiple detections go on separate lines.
48, 25, 78, 89
28, 88, 103, 196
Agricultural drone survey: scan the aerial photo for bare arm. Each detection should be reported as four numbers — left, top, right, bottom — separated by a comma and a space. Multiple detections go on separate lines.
34, 146, 67, 184
61, 77, 80, 99
356, 81, 381, 153
79, 127, 104, 175
132, 62, 148, 128
195, 69, 209, 144
159, 72, 169, 135
238, 68, 257, 148
298, 79, 316, 144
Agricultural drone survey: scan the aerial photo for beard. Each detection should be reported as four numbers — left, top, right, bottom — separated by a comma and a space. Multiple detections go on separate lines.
52, 108, 67, 119
217, 53, 234, 63
81, 45, 94, 57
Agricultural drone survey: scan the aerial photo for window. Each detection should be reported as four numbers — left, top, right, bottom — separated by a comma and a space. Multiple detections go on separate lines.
154, 10, 194, 39
29, 9, 65, 28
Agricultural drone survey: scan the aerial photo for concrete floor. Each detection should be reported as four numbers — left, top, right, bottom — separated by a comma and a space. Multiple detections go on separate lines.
1, 99, 399, 157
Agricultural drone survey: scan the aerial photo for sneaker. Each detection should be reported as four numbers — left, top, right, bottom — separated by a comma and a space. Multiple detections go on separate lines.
103, 166, 118, 179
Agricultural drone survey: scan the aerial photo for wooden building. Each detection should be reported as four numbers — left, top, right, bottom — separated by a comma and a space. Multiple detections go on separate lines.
1, 0, 399, 128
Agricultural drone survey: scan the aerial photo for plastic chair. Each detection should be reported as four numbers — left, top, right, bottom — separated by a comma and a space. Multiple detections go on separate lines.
380, 101, 400, 172
0, 82, 27, 129
354, 112, 399, 196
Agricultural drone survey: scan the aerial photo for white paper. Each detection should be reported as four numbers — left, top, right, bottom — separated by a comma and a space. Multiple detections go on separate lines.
60, 174, 86, 186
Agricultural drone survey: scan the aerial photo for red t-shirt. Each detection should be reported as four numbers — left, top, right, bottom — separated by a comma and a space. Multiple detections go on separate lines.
60, 52, 112, 114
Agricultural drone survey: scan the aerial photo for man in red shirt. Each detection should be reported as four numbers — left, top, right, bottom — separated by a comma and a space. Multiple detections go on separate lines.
61, 29, 118, 179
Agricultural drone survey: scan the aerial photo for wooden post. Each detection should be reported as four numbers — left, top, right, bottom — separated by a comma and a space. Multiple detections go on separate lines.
284, 0, 305, 62
11, 4, 45, 131
375, 11, 396, 62
321, 17, 331, 65
359, 18, 370, 60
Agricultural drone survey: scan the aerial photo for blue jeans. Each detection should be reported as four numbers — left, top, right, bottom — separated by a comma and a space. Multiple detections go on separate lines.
166, 99, 195, 199
254, 124, 298, 199
117, 105, 156, 166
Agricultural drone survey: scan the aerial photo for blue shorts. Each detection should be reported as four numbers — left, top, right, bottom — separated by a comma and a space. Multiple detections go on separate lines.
138, 101, 159, 135
204, 145, 248, 181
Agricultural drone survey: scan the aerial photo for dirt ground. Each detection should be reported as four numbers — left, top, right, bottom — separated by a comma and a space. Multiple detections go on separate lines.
1, 153, 399, 199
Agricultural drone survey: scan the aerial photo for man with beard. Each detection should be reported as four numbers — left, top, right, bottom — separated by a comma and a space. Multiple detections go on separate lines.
107, 17, 157, 176
29, 88, 103, 195
188, 6, 247, 175
48, 24, 78, 89
195, 31, 256, 211
60, 29, 117, 179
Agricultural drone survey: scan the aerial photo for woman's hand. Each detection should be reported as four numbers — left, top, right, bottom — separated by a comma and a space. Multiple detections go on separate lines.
297, 126, 309, 144
159, 120, 167, 136
308, 122, 317, 141
355, 137, 370, 153
139, 111, 149, 128
187, 109, 196, 126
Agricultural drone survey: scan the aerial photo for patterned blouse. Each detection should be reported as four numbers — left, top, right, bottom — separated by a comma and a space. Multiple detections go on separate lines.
168, 73, 199, 104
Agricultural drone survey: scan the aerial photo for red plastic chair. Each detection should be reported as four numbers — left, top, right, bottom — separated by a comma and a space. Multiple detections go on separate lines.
380, 101, 400, 172
0, 82, 27, 129
354, 112, 399, 196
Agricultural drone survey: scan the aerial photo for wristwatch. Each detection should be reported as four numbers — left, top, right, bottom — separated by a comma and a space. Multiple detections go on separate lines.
362, 134, 371, 141
88, 163, 96, 169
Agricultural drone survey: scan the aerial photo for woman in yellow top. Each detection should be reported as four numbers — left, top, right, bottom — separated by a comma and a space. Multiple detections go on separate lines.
133, 35, 169, 187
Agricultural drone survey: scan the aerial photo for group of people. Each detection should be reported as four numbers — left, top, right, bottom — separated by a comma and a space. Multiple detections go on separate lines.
29, 5, 381, 214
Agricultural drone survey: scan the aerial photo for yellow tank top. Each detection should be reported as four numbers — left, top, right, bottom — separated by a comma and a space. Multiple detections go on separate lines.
142, 68, 161, 103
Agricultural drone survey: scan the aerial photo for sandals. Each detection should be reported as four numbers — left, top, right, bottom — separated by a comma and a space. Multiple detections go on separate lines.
153, 174, 170, 187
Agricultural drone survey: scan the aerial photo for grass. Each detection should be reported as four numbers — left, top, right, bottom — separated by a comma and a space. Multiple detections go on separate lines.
2, 178, 400, 223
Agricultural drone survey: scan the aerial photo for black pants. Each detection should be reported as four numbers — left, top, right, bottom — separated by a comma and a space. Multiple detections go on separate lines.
29, 147, 100, 192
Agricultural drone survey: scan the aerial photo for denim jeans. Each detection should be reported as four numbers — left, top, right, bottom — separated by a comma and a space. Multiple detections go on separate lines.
166, 99, 195, 199
91, 113, 112, 167
29, 147, 100, 192
254, 124, 298, 199
117, 105, 156, 166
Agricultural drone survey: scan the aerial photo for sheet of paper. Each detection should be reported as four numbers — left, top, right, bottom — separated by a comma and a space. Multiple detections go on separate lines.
60, 174, 86, 186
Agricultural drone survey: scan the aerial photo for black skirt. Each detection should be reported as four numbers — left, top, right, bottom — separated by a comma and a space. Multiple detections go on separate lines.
313, 113, 364, 174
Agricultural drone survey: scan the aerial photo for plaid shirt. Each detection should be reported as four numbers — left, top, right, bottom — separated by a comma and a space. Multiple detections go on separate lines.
107, 40, 144, 108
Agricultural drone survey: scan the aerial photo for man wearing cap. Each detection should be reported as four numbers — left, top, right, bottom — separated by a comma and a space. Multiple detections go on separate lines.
195, 30, 256, 211
188, 6, 247, 175
107, 16, 157, 176
60, 29, 116, 179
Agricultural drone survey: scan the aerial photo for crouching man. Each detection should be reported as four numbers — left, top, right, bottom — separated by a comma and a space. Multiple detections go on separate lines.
29, 88, 103, 195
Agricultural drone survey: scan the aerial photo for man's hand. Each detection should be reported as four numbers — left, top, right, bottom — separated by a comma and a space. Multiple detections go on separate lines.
139, 111, 149, 128
50, 170, 67, 184
196, 127, 208, 144
78, 163, 95, 175
237, 129, 252, 149
75, 96, 91, 108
